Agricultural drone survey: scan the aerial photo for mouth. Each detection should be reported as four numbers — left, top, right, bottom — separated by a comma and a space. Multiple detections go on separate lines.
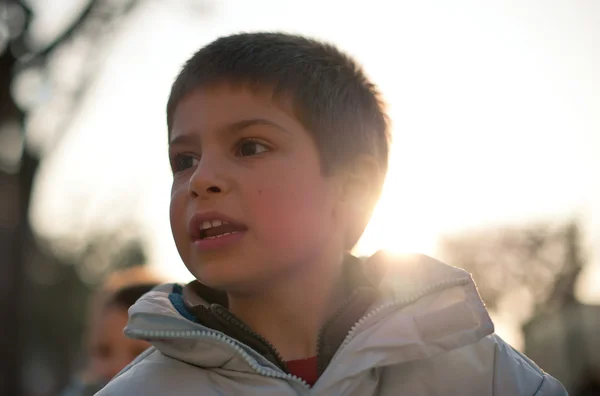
189, 212, 248, 242
198, 219, 244, 240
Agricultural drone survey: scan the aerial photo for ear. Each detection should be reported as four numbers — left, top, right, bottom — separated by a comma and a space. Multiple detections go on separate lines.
336, 155, 382, 248
338, 155, 381, 205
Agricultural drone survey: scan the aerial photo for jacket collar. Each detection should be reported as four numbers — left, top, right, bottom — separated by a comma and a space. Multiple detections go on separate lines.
125, 252, 494, 385
179, 254, 381, 374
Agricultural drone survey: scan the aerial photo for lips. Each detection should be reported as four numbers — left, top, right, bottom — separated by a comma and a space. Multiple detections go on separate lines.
188, 211, 247, 241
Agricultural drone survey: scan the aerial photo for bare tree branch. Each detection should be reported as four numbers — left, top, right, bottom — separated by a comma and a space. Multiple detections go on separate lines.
35, 0, 96, 57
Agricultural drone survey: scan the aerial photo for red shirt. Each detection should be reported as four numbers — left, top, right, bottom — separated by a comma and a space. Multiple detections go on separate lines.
286, 356, 319, 386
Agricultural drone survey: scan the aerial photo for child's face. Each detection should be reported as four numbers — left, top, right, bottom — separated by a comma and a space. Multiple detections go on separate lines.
169, 85, 346, 292
89, 306, 150, 381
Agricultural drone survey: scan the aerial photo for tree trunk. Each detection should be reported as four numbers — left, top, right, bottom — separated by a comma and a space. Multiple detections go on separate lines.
0, 48, 27, 396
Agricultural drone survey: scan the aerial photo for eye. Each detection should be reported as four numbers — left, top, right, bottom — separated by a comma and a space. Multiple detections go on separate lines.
94, 343, 112, 359
171, 154, 198, 172
235, 139, 269, 157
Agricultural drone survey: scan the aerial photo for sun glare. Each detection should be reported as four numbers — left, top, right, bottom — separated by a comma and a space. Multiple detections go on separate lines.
354, 182, 440, 258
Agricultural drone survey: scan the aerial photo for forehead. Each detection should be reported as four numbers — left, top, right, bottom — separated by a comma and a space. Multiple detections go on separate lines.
99, 306, 128, 326
170, 84, 301, 138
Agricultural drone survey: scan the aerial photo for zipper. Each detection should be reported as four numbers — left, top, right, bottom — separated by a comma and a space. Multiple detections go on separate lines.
337, 276, 470, 353
213, 306, 289, 371
128, 328, 310, 389
315, 288, 362, 375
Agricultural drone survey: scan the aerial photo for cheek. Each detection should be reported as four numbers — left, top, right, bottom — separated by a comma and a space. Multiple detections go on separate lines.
169, 185, 188, 237
247, 169, 335, 246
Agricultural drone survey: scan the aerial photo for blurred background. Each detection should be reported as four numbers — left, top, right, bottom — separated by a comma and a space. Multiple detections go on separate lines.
0, 0, 598, 394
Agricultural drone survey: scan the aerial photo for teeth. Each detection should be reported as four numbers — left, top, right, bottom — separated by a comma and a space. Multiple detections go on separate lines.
200, 219, 229, 231
201, 231, 238, 240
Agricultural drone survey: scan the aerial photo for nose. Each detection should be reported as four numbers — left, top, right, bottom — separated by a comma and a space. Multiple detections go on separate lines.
187, 155, 229, 199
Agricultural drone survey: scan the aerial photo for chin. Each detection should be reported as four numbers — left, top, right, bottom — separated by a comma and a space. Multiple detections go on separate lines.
188, 261, 244, 289
196, 265, 277, 295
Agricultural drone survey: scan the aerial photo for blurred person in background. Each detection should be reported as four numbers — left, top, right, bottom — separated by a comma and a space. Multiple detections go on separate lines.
60, 268, 163, 396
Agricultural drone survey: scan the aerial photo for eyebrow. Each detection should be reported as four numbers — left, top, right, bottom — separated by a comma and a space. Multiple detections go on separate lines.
169, 118, 288, 147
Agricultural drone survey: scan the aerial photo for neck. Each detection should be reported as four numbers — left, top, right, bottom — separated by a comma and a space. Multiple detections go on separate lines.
228, 252, 346, 361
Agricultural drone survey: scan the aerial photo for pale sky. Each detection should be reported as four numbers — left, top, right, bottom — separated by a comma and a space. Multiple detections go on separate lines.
28, 0, 600, 347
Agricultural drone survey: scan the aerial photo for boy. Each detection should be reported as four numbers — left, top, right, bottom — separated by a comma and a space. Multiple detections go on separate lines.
98, 32, 567, 395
